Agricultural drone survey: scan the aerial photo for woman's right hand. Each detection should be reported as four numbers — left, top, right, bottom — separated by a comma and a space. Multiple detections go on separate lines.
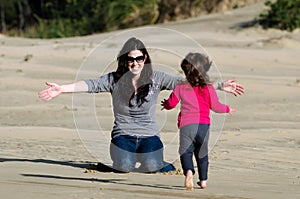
39, 82, 62, 101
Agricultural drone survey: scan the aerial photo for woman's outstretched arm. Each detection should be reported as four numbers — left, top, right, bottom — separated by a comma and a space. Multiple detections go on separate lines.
159, 71, 244, 96
39, 81, 89, 101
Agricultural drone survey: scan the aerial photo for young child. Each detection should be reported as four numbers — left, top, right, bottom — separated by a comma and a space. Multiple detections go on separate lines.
161, 52, 235, 190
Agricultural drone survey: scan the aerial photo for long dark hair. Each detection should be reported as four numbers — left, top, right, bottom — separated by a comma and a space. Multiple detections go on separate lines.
181, 52, 212, 87
113, 37, 153, 107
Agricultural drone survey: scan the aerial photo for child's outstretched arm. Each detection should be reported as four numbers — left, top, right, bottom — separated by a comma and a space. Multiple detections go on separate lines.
161, 91, 179, 110
209, 85, 233, 113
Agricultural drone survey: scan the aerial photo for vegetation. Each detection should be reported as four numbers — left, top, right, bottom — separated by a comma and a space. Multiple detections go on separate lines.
1, 0, 260, 38
259, 0, 300, 31
0, 0, 158, 38
3, 0, 298, 38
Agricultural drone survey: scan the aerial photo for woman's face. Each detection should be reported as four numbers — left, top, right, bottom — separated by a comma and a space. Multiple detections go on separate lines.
127, 50, 146, 77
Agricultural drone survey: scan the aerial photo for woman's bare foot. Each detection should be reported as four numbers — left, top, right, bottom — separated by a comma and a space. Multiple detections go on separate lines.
197, 180, 207, 189
185, 170, 194, 190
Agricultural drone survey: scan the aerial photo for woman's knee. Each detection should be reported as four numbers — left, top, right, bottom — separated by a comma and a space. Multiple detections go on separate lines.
141, 158, 162, 172
113, 158, 135, 172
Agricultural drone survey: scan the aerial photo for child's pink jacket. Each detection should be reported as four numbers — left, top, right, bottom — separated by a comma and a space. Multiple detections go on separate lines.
163, 83, 230, 128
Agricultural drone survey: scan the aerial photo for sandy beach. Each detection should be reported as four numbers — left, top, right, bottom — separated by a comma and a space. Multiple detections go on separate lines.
1, 1, 299, 199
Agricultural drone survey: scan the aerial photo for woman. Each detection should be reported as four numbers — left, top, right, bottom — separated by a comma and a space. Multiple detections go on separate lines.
39, 37, 244, 173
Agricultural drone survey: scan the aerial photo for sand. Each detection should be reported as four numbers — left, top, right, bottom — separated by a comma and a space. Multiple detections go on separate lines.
1, 1, 299, 199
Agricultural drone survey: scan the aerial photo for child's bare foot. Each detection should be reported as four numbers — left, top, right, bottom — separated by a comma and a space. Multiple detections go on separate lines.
185, 170, 194, 190
197, 180, 207, 189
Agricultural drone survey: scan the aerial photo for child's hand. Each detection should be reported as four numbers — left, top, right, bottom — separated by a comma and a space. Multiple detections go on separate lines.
161, 99, 167, 110
229, 107, 236, 115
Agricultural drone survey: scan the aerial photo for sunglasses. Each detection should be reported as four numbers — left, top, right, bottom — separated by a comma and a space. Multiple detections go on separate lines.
127, 55, 145, 63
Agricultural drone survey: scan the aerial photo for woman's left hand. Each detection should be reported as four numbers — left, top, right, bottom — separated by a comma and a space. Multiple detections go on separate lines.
222, 80, 244, 96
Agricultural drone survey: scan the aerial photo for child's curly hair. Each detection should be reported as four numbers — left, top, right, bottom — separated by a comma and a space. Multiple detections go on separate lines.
181, 52, 212, 87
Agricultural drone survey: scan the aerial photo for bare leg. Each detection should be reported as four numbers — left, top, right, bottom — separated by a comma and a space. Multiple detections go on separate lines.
185, 170, 194, 190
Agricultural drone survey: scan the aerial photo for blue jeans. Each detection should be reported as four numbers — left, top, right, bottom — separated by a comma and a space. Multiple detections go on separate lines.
110, 135, 166, 172
179, 124, 209, 181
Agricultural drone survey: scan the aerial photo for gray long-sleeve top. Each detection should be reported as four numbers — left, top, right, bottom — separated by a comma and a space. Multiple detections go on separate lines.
85, 71, 181, 138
